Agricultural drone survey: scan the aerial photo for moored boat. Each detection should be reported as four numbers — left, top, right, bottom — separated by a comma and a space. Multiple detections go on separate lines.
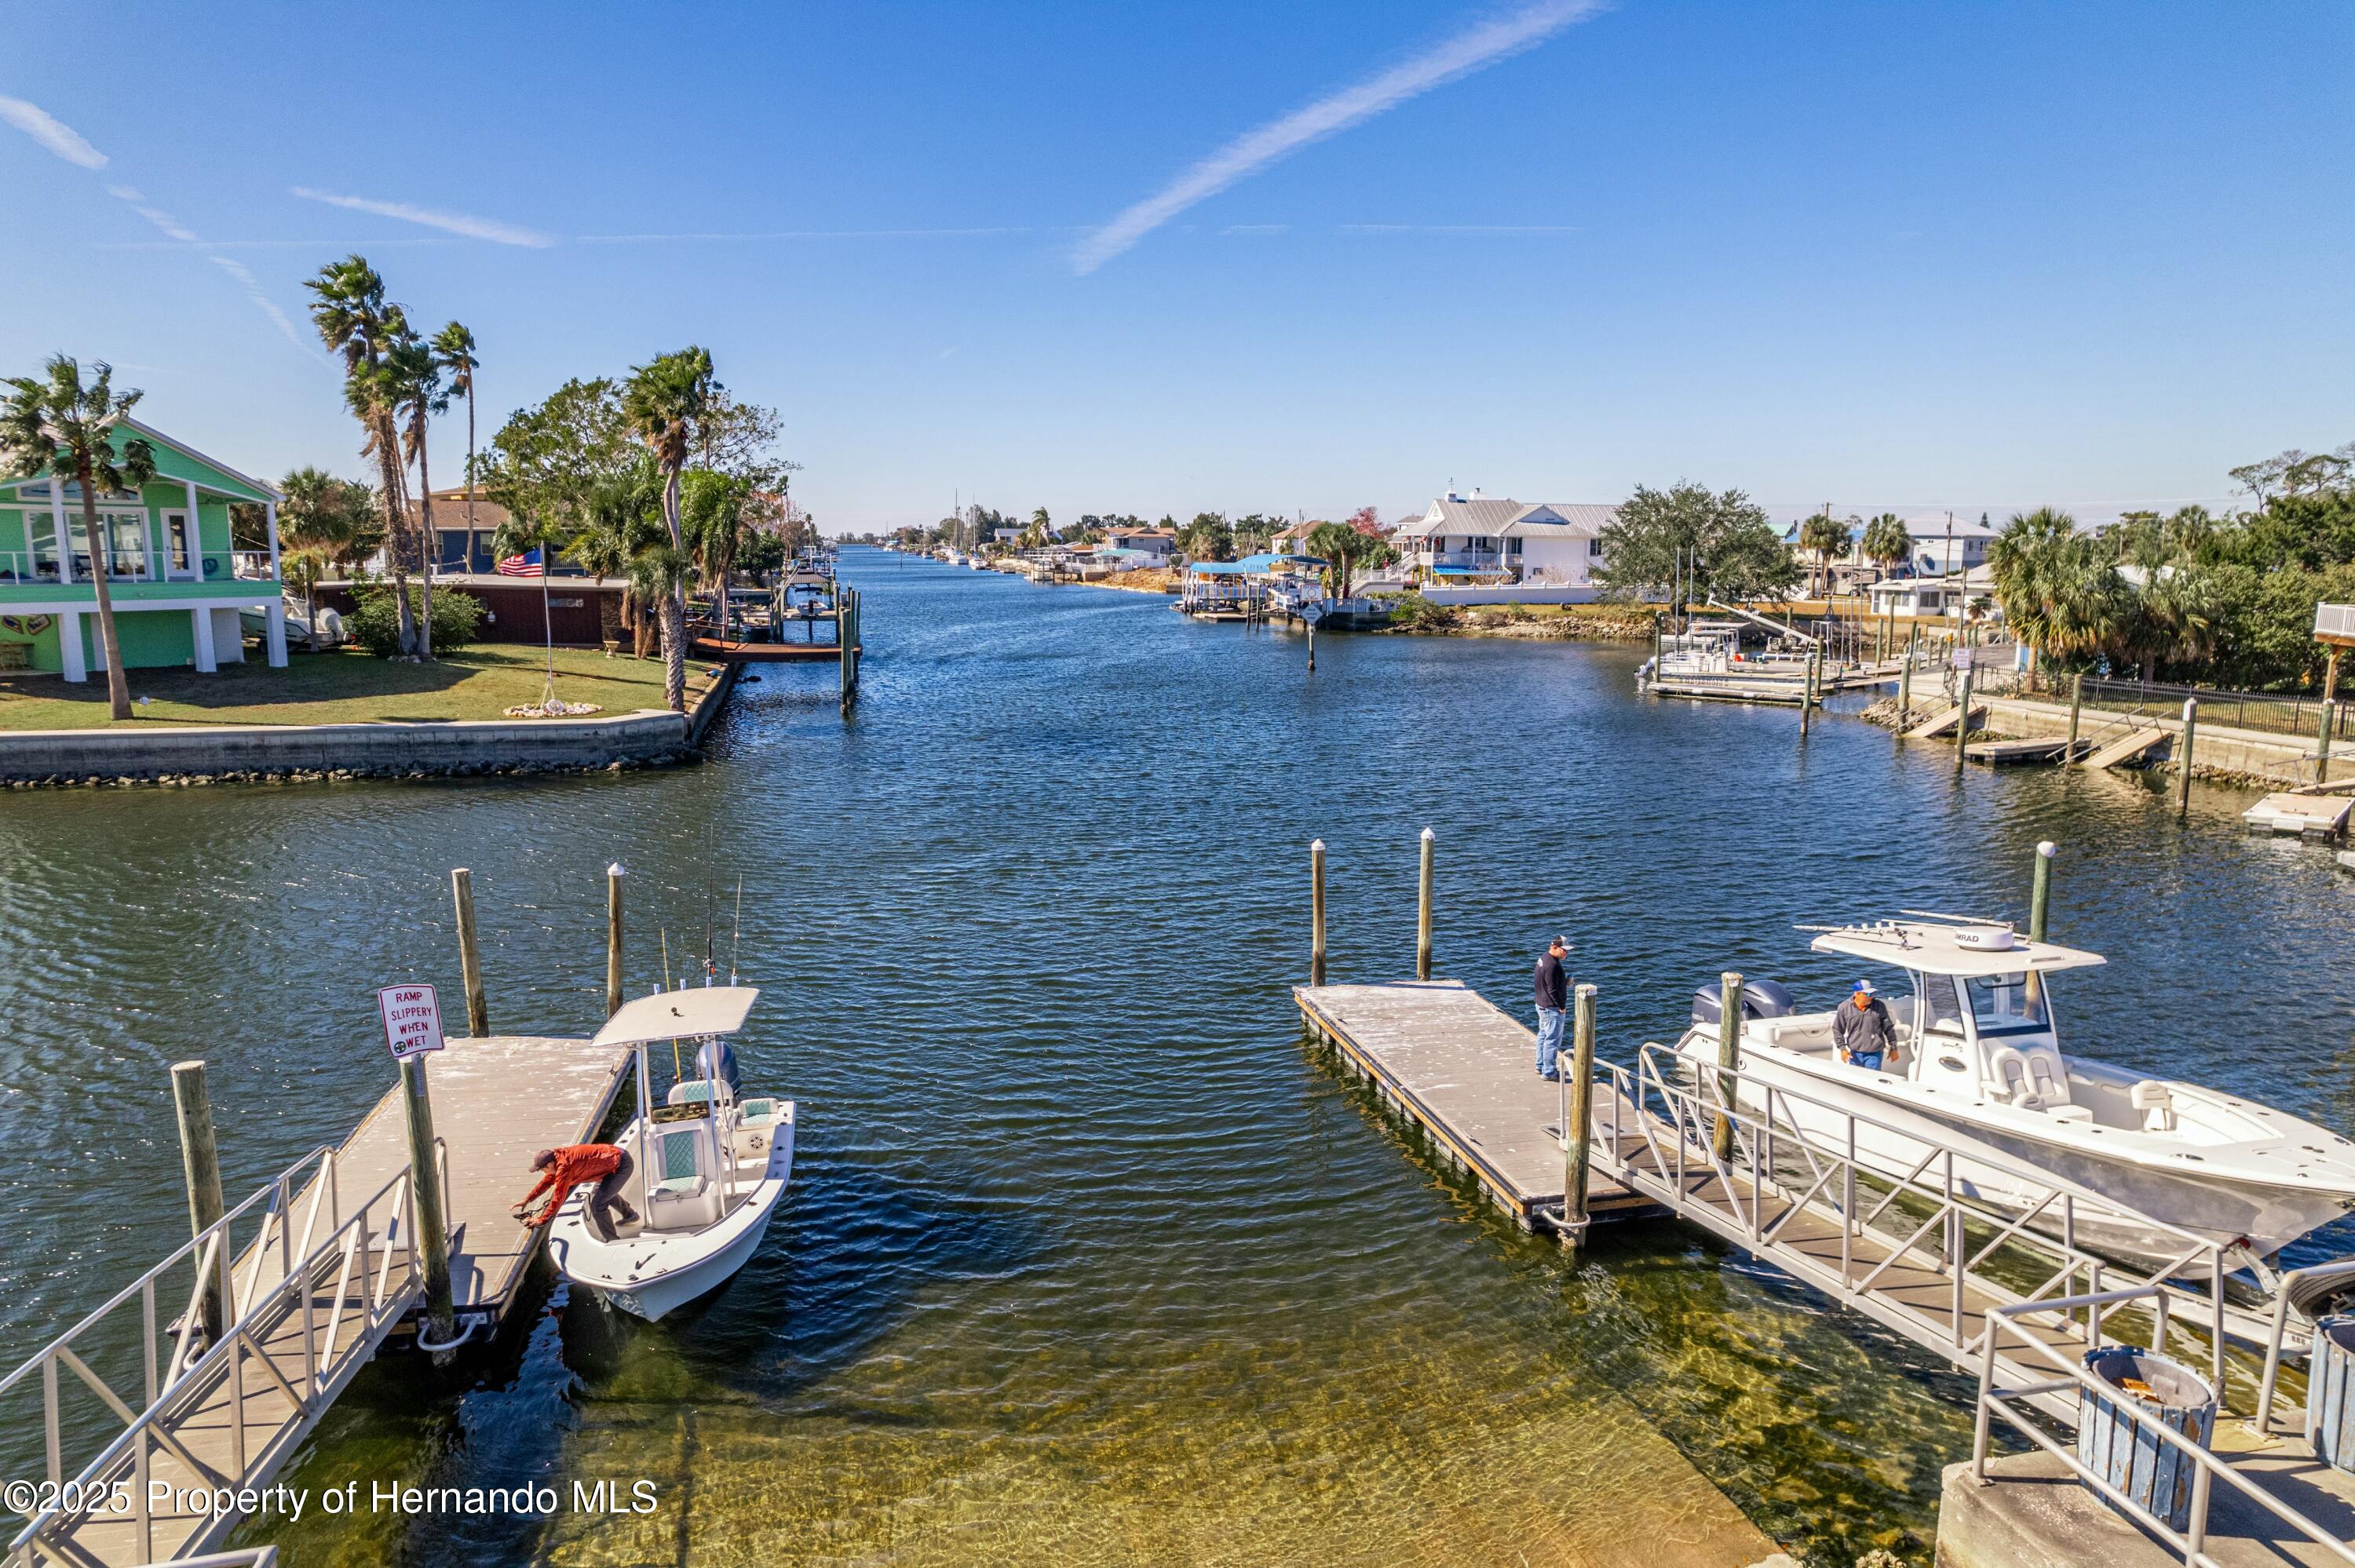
1671, 917, 2355, 1272
548, 986, 795, 1321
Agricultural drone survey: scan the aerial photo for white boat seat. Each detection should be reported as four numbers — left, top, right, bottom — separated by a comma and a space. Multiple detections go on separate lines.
644, 1125, 721, 1231
2130, 1081, 2178, 1133
667, 1080, 716, 1107
739, 1098, 776, 1119
2046, 1104, 2094, 1124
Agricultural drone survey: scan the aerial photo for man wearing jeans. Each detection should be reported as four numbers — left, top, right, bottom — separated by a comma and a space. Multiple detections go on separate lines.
1534, 935, 1570, 1080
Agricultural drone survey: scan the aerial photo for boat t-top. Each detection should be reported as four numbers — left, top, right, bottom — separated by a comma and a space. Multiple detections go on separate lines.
1671, 916, 2355, 1274
547, 985, 795, 1321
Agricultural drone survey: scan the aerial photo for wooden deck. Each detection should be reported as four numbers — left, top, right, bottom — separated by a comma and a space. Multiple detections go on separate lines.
2244, 792, 2353, 837
333, 1033, 633, 1322
691, 635, 853, 664
15, 1034, 632, 1567
2083, 724, 2173, 768
1294, 981, 1659, 1231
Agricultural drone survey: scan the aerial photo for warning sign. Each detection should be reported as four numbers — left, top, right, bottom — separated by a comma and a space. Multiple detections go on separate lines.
378, 983, 445, 1060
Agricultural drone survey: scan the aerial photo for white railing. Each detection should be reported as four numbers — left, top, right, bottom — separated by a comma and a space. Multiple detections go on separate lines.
2, 1148, 425, 1566
1974, 1285, 2355, 1568
2318, 603, 2355, 642
1588, 1042, 2254, 1409
0, 549, 272, 588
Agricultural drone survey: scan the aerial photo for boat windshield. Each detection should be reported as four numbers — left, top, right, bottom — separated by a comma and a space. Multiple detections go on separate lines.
1966, 972, 2051, 1036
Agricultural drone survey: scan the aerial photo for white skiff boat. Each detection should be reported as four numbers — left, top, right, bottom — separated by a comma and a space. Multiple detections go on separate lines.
548, 986, 794, 1322
1672, 917, 2355, 1272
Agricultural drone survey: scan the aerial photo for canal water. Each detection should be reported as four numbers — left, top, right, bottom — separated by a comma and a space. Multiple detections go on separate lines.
5, 550, 2352, 1566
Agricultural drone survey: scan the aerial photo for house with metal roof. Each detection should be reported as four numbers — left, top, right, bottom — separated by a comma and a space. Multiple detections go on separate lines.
1390, 490, 1615, 600
0, 418, 287, 680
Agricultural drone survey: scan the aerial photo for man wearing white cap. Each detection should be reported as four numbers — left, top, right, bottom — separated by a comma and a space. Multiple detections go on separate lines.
1832, 979, 1896, 1071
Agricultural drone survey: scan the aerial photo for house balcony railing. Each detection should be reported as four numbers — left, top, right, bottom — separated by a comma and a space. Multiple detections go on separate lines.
0, 549, 276, 588
2317, 602, 2355, 641
1425, 551, 1508, 573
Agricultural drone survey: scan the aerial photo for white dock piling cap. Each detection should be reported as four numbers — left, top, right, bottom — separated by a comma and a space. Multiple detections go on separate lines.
608, 862, 626, 877
1421, 826, 1435, 841
1311, 838, 1324, 851
2036, 841, 2057, 858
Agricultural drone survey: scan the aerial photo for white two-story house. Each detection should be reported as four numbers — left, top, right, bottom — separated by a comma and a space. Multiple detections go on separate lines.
1391, 491, 1614, 602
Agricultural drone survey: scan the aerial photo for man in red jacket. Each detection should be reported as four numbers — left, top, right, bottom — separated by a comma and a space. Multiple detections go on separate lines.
513, 1143, 639, 1240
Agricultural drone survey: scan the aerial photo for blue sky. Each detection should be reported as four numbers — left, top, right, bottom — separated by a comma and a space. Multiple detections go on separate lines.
4, 1, 2350, 532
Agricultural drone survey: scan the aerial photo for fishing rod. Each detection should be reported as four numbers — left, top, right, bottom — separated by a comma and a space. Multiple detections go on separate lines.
660, 929, 682, 1078
730, 876, 745, 986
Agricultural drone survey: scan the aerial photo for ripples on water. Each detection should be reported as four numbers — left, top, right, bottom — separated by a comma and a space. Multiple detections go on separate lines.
4, 551, 2352, 1566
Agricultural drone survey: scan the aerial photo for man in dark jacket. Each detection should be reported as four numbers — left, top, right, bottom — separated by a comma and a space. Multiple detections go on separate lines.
1831, 980, 1897, 1070
1533, 935, 1570, 1080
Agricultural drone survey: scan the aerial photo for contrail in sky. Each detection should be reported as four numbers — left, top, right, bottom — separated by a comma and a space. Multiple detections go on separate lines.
292, 187, 555, 247
0, 95, 107, 167
1072, 0, 1606, 275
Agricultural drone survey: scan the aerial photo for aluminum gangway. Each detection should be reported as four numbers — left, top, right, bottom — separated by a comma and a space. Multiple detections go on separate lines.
1588, 1042, 2274, 1424
1, 1147, 429, 1568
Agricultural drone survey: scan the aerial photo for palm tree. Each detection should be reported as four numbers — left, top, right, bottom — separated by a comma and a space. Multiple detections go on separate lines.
1860, 513, 1911, 582
1988, 508, 2130, 672
385, 313, 447, 659
620, 347, 716, 711
1797, 512, 1849, 600
568, 458, 663, 656
276, 466, 368, 651
1305, 520, 1397, 601
432, 321, 480, 541
0, 357, 157, 719
307, 256, 418, 653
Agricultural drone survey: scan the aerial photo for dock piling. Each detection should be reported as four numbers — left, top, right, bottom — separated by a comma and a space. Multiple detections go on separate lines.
2029, 840, 2057, 942
1898, 644, 1913, 731
1562, 983, 1598, 1245
2065, 673, 2083, 765
1306, 617, 1316, 673
2178, 697, 2199, 819
170, 1060, 226, 1343
605, 862, 626, 1019
2319, 700, 2338, 787
1310, 839, 1327, 986
1954, 659, 1976, 775
1711, 971, 1743, 1160
398, 1056, 457, 1346
1415, 827, 1435, 982
452, 867, 489, 1037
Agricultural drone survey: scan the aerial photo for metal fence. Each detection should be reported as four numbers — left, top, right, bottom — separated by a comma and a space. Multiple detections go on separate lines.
2024, 673, 2355, 743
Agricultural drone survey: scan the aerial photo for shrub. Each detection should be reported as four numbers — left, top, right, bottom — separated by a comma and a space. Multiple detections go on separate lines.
1386, 592, 1459, 633
350, 582, 485, 658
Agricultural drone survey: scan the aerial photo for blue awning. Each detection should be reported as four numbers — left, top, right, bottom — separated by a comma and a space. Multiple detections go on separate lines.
1185, 562, 1251, 577
1233, 552, 1328, 571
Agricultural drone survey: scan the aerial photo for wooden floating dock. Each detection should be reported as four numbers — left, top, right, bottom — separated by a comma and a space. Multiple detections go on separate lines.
13, 1033, 631, 1567
2081, 724, 2172, 768
332, 1033, 633, 1327
1966, 735, 2090, 765
1294, 980, 1659, 1233
2244, 791, 2353, 837
691, 635, 854, 664
1906, 699, 1984, 738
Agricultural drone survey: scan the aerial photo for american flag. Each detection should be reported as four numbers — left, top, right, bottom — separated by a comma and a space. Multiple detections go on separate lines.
495, 548, 544, 578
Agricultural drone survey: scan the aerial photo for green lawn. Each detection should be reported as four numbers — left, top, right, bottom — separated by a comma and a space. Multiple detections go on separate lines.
0, 645, 717, 731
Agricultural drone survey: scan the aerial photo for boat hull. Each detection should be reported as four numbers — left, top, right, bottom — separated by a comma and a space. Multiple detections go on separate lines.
550, 1106, 794, 1321
1672, 1033, 2352, 1267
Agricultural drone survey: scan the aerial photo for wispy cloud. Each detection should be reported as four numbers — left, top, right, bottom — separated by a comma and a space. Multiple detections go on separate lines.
1072, 0, 1605, 274
575, 227, 1031, 244
291, 186, 555, 247
108, 188, 316, 355
0, 95, 107, 168
1221, 224, 1291, 235
1342, 223, 1582, 235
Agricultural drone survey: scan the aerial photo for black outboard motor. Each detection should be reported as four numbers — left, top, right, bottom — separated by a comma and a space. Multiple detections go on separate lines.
1691, 977, 1798, 1027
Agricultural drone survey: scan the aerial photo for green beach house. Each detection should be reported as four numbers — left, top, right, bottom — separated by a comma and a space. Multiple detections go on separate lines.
0, 419, 287, 680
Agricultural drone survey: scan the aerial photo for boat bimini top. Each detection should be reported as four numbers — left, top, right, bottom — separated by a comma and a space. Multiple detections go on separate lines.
1807, 917, 2107, 979
593, 986, 758, 1049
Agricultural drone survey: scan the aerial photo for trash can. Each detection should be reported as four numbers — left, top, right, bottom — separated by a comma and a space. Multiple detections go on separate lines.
2076, 1345, 2217, 1532
2306, 1315, 2355, 1471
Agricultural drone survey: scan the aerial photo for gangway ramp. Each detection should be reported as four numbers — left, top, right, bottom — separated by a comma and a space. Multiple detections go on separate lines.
3, 1034, 631, 1567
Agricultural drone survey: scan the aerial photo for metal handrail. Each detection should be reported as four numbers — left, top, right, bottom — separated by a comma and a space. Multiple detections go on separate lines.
1600, 1042, 2240, 1397
2251, 1258, 2355, 1438
1973, 1285, 2355, 1568
9, 1165, 422, 1563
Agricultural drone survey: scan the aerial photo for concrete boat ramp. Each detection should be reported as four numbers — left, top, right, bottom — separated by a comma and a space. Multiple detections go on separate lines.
2, 1033, 630, 1567
1297, 978, 2355, 1568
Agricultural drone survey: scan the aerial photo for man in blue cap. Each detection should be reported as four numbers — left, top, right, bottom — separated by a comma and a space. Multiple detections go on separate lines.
1832, 979, 1896, 1070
